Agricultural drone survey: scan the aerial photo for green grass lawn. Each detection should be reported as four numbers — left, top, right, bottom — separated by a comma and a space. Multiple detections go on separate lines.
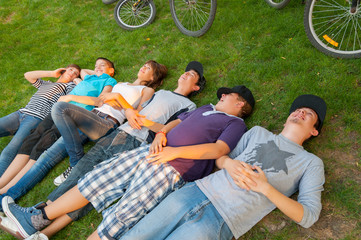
0, 0, 360, 239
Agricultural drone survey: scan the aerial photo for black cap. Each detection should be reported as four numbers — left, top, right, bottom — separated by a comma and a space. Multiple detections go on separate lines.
185, 61, 204, 80
289, 94, 327, 133
217, 85, 255, 109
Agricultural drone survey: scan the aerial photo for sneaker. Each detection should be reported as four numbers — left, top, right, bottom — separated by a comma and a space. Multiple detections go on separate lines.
33, 202, 47, 210
102, 0, 118, 4
53, 166, 73, 186
2, 196, 51, 238
0, 215, 18, 232
0, 215, 24, 239
25, 231, 49, 240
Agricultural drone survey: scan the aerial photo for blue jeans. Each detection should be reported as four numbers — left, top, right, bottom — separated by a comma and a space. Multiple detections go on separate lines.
0, 111, 42, 176
0, 134, 88, 204
120, 182, 233, 240
47, 129, 141, 221
52, 102, 118, 167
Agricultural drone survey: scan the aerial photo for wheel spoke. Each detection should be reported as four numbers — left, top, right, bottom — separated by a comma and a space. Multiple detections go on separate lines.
308, 0, 361, 54
115, 0, 154, 28
173, 0, 214, 32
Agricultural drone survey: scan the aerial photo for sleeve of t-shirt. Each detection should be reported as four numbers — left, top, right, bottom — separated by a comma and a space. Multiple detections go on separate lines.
32, 78, 45, 89
177, 104, 209, 121
229, 126, 258, 159
141, 92, 156, 109
297, 156, 325, 228
65, 83, 76, 94
177, 107, 198, 121
217, 118, 248, 152
105, 77, 117, 87
83, 74, 91, 81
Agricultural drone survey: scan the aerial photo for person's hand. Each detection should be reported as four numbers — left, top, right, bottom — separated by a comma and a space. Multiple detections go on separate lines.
58, 95, 73, 102
246, 165, 270, 194
148, 132, 167, 154
124, 109, 144, 130
99, 93, 122, 109
224, 159, 258, 191
102, 98, 122, 110
53, 68, 66, 78
99, 93, 118, 103
137, 116, 154, 128
147, 146, 178, 164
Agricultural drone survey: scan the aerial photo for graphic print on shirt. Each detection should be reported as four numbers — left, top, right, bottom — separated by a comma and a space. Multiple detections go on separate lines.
245, 140, 294, 174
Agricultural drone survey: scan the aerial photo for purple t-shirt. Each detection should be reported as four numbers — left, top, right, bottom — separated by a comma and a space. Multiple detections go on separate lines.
167, 104, 247, 181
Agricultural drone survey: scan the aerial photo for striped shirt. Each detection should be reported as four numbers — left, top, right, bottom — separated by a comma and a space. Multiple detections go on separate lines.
19, 79, 76, 120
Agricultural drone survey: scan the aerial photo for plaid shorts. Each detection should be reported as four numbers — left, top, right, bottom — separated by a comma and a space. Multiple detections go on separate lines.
78, 144, 185, 240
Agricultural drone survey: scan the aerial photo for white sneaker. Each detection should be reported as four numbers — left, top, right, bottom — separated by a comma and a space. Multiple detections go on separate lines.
0, 215, 18, 232
25, 232, 49, 240
53, 166, 73, 186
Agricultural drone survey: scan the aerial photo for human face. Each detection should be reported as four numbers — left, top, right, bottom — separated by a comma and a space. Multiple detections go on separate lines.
138, 63, 154, 81
178, 70, 200, 92
287, 107, 319, 135
63, 67, 80, 82
94, 59, 114, 77
215, 93, 244, 116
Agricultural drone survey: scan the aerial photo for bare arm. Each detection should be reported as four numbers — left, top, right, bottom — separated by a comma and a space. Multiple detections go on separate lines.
58, 95, 102, 106
147, 139, 231, 165
100, 93, 134, 110
101, 87, 155, 111
24, 68, 65, 84
139, 120, 165, 133
136, 87, 155, 111
116, 88, 155, 129
58, 85, 113, 106
80, 69, 95, 79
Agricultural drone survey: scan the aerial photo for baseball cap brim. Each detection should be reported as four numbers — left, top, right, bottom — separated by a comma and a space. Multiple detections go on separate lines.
217, 85, 255, 109
185, 61, 204, 80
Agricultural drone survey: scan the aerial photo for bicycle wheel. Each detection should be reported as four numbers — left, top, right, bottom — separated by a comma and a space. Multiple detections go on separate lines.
114, 0, 156, 30
304, 0, 361, 58
263, 0, 292, 9
169, 0, 217, 37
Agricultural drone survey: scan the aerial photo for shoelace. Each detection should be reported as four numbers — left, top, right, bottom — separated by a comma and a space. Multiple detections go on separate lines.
11, 203, 37, 214
62, 166, 73, 178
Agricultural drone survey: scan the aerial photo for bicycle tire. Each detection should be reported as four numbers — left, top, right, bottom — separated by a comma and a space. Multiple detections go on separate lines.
169, 0, 217, 37
114, 0, 156, 30
304, 0, 361, 58
263, 0, 292, 9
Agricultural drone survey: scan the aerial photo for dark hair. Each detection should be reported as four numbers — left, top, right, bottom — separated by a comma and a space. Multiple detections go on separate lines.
314, 117, 320, 131
237, 95, 253, 118
96, 57, 116, 76
142, 60, 168, 89
65, 64, 81, 78
188, 74, 206, 98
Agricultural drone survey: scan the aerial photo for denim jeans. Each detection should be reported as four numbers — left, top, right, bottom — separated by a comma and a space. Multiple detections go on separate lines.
0, 133, 88, 204
47, 129, 142, 221
120, 182, 233, 240
0, 111, 42, 176
52, 102, 118, 167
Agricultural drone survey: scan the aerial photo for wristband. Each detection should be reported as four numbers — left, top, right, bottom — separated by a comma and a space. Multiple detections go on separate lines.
156, 131, 166, 137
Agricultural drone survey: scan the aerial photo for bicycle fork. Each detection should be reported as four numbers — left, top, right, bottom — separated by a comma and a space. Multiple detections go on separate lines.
132, 0, 148, 14
350, 0, 359, 13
